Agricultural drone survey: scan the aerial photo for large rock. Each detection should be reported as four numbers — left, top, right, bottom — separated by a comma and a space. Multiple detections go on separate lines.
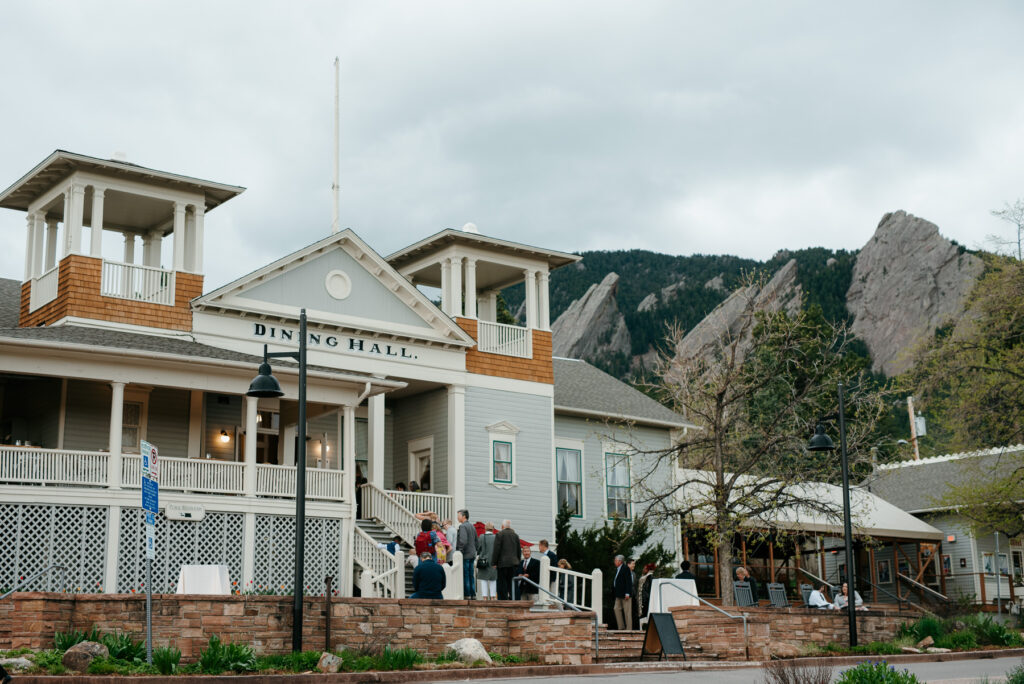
62, 641, 109, 672
551, 272, 631, 360
847, 211, 984, 375
768, 641, 802, 658
446, 637, 492, 665
0, 657, 33, 671
915, 635, 934, 649
317, 652, 342, 673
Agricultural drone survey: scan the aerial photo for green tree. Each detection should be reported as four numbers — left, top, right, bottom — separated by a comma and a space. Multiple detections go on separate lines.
633, 275, 890, 606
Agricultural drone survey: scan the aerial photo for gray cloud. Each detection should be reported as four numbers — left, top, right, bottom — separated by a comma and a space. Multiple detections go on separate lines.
2, 1, 1022, 289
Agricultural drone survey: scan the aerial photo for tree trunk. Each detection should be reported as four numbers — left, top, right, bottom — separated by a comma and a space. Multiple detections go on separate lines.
718, 536, 735, 606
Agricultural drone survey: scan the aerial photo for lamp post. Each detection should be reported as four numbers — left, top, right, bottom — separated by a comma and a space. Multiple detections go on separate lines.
808, 382, 858, 647
247, 308, 307, 652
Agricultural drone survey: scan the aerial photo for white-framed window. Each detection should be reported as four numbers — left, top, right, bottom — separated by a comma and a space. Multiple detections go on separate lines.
486, 421, 519, 488
555, 445, 583, 517
121, 388, 151, 454
604, 451, 631, 519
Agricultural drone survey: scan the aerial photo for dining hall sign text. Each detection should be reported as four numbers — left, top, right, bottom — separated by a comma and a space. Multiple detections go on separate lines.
252, 323, 418, 360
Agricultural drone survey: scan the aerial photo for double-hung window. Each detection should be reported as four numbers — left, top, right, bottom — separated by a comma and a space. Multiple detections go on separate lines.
492, 441, 513, 484
605, 452, 631, 518
556, 447, 583, 517
487, 421, 519, 487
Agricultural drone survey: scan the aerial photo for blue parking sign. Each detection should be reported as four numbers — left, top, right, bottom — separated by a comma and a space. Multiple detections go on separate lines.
142, 477, 159, 514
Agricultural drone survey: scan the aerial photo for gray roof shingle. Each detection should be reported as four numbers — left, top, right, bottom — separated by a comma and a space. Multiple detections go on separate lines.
552, 356, 694, 428
0, 278, 20, 328
865, 445, 1024, 513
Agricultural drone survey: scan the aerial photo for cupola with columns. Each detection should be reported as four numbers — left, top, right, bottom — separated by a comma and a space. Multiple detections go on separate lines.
1, 151, 243, 331
386, 226, 580, 384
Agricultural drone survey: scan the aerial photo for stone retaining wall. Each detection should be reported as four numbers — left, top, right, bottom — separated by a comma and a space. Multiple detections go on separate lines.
670, 605, 909, 661
1, 593, 595, 665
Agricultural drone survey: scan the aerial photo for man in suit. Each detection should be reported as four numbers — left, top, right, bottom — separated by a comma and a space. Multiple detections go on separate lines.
612, 554, 634, 630
516, 547, 541, 601
538, 539, 558, 565
492, 519, 522, 600
411, 551, 446, 599
675, 560, 696, 580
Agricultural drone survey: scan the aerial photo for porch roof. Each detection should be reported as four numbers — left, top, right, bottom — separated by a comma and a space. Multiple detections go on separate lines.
676, 468, 944, 541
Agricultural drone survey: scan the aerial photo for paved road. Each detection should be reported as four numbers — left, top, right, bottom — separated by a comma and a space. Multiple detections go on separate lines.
467, 655, 1023, 683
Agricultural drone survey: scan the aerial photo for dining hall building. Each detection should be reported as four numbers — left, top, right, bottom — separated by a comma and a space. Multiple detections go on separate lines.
0, 150, 691, 599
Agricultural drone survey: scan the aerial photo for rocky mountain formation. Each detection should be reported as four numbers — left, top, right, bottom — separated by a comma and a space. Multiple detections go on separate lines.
539, 211, 984, 379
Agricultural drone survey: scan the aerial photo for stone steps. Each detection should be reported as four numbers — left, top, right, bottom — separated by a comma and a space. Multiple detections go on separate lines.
355, 519, 415, 596
595, 629, 717, 662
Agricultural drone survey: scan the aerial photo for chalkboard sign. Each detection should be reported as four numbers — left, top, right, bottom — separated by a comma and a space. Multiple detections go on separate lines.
641, 612, 685, 660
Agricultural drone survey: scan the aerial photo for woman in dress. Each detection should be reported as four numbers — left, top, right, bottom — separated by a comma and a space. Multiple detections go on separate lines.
476, 522, 497, 599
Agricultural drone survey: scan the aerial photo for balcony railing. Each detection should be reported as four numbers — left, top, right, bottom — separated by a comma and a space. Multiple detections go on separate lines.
123, 455, 244, 495
256, 463, 345, 501
29, 266, 59, 312
476, 320, 531, 358
0, 446, 108, 486
101, 259, 176, 306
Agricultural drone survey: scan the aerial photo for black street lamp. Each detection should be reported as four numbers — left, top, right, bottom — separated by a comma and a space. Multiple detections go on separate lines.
247, 308, 307, 652
808, 381, 858, 647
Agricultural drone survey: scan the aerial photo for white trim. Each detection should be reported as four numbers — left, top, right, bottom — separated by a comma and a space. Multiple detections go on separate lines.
51, 316, 197, 339
448, 385, 466, 506
487, 420, 519, 489
407, 435, 434, 491
554, 405, 697, 430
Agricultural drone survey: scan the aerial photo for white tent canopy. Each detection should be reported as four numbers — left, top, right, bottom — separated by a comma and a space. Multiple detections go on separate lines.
675, 468, 943, 541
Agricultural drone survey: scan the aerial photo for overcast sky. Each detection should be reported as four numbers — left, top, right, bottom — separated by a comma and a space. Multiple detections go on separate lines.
1, 1, 1022, 288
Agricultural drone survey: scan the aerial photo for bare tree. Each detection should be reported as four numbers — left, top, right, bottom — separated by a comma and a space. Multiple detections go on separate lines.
990, 199, 1024, 261
630, 275, 890, 606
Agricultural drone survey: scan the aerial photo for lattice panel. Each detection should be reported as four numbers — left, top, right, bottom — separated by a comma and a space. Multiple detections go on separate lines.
253, 514, 342, 595
117, 509, 244, 593
0, 504, 107, 593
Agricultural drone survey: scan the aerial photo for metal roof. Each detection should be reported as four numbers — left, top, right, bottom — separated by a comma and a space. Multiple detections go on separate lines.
386, 228, 581, 271
553, 356, 696, 429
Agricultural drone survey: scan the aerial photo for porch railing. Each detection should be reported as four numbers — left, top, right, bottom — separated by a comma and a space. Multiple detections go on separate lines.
123, 455, 244, 494
385, 490, 453, 524
476, 320, 531, 358
353, 526, 404, 598
359, 483, 422, 545
547, 560, 603, 624
0, 446, 108, 486
256, 463, 345, 501
29, 265, 59, 312
101, 259, 175, 306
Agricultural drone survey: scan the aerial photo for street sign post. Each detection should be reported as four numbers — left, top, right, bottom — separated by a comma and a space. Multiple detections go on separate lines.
140, 440, 159, 665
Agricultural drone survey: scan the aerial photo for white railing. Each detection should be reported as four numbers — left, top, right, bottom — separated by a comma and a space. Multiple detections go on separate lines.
353, 526, 404, 598
29, 266, 59, 312
101, 259, 175, 306
0, 446, 108, 486
546, 559, 603, 623
476, 320, 532, 358
442, 550, 464, 600
386, 490, 453, 524
256, 464, 345, 501
122, 455, 244, 494
360, 483, 421, 546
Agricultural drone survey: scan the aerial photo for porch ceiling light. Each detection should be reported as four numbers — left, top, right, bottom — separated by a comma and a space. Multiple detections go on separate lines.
807, 424, 836, 452
219, 430, 230, 443
247, 360, 284, 398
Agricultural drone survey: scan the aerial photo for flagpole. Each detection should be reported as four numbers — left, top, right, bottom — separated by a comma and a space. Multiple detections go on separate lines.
331, 56, 340, 234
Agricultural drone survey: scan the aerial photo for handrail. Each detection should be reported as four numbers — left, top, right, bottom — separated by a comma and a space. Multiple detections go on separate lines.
897, 573, 949, 603
656, 580, 748, 658
513, 575, 599, 659
797, 567, 910, 611
1, 564, 68, 600
360, 483, 421, 545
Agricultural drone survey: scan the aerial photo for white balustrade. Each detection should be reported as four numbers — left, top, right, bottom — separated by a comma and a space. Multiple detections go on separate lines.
0, 447, 108, 486
476, 320, 532, 358
353, 526, 404, 598
548, 563, 603, 623
29, 266, 59, 312
122, 455, 243, 494
386, 490, 453, 525
256, 464, 345, 501
442, 550, 464, 600
101, 259, 175, 306
360, 483, 422, 546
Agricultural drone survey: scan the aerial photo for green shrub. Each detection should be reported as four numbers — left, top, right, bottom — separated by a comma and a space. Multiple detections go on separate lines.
101, 631, 145, 662
934, 630, 977, 651
197, 635, 256, 674
435, 649, 460, 663
30, 649, 66, 674
836, 661, 921, 683
152, 646, 182, 675
253, 650, 321, 672
53, 625, 102, 651
375, 645, 423, 670
338, 649, 375, 671
909, 616, 944, 641
1006, 662, 1024, 684
86, 657, 125, 675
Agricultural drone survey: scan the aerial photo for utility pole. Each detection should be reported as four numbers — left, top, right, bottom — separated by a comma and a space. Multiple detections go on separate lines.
907, 396, 921, 461
331, 57, 340, 234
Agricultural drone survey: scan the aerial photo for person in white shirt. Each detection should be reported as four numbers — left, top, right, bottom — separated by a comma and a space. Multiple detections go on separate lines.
834, 582, 868, 611
808, 583, 836, 609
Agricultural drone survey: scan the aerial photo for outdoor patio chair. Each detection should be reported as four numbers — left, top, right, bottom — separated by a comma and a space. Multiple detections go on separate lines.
800, 583, 813, 606
767, 582, 789, 608
733, 581, 756, 607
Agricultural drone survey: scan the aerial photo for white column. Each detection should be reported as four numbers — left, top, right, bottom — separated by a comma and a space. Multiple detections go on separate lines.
447, 384, 466, 510
142, 231, 161, 267
476, 295, 490, 321
367, 393, 385, 489
103, 504, 122, 594
90, 186, 105, 257
487, 291, 498, 322
192, 203, 205, 273
187, 389, 203, 458
464, 258, 477, 318
183, 209, 196, 272
44, 218, 58, 271
440, 258, 452, 315
23, 213, 37, 281
538, 270, 550, 331
450, 256, 463, 317
122, 233, 135, 264
65, 183, 85, 255
523, 269, 538, 329
172, 201, 186, 271
241, 512, 256, 591
107, 381, 126, 489
244, 395, 259, 496
60, 190, 71, 258
343, 405, 356, 503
